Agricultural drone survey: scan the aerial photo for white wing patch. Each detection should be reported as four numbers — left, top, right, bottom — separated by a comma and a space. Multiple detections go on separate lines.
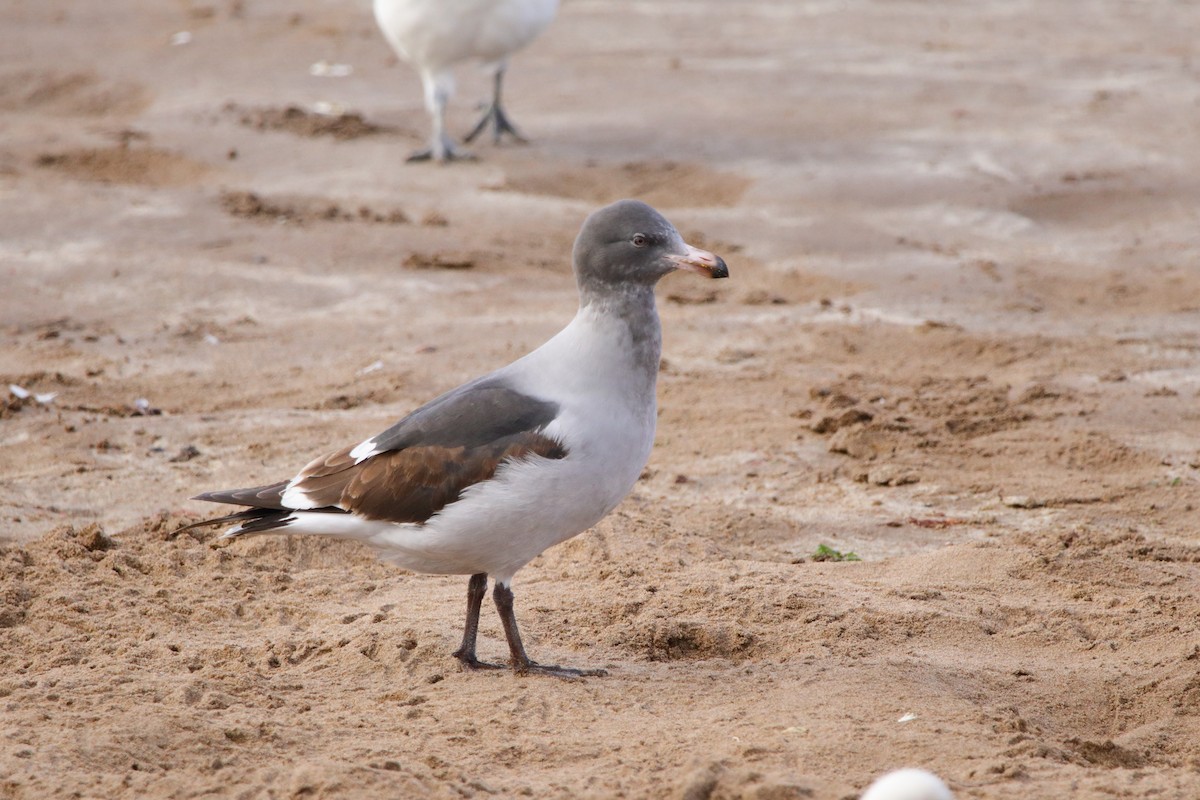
280, 480, 321, 510
349, 438, 380, 463
279, 436, 381, 510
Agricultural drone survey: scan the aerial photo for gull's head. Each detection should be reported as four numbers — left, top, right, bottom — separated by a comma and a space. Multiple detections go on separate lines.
573, 199, 729, 294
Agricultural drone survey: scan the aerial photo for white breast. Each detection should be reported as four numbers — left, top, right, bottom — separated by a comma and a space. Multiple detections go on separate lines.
353, 304, 660, 584
508, 303, 660, 495
373, 0, 558, 70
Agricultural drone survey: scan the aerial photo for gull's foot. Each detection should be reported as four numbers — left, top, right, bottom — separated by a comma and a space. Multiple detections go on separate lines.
515, 661, 608, 680
464, 104, 527, 146
407, 135, 476, 163
454, 651, 505, 671
406, 147, 476, 164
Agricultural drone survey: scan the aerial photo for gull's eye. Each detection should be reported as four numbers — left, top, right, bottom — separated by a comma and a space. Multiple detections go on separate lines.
631, 234, 649, 248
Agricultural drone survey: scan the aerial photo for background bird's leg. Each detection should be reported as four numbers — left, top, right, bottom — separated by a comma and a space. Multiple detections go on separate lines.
464, 65, 527, 145
453, 573, 502, 669
493, 582, 606, 678
410, 70, 473, 162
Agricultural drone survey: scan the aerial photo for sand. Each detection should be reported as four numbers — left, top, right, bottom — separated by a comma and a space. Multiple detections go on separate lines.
2, 1, 1200, 797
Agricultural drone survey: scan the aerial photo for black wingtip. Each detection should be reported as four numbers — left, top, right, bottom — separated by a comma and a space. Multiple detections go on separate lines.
173, 514, 235, 534
174, 518, 212, 534
174, 507, 297, 538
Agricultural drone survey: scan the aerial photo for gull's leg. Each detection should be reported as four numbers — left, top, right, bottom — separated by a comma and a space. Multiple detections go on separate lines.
409, 69, 475, 163
463, 65, 528, 145
493, 581, 606, 679
452, 573, 503, 669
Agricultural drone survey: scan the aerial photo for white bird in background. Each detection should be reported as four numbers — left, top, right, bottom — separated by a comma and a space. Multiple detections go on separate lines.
861, 768, 954, 800
373, 0, 559, 162
182, 201, 729, 677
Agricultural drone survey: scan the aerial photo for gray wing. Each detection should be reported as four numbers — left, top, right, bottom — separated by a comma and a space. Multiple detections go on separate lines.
356, 376, 560, 456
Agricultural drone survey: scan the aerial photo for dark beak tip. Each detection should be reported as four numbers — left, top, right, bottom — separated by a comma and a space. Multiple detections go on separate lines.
711, 258, 730, 279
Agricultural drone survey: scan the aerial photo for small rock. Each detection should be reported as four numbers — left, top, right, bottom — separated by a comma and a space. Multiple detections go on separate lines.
741, 289, 787, 305
404, 252, 474, 270
667, 289, 719, 305
1002, 495, 1044, 509
716, 348, 756, 364
169, 445, 202, 463
811, 407, 873, 434
79, 524, 114, 552
868, 465, 919, 486
679, 762, 723, 800
809, 387, 858, 408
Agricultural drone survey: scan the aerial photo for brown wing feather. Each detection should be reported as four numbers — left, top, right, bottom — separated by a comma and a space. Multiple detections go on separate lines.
295, 444, 358, 480
288, 431, 566, 524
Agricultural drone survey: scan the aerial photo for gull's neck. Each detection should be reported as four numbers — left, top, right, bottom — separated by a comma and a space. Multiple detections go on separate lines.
578, 283, 662, 378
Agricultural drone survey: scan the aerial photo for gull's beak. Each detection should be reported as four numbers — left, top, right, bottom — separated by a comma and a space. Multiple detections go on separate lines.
667, 243, 729, 279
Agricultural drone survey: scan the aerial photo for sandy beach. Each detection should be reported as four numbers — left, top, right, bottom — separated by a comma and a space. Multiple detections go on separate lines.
2, 1, 1200, 797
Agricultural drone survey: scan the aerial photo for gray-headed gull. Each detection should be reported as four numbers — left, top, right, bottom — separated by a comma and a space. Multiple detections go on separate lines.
184, 200, 729, 677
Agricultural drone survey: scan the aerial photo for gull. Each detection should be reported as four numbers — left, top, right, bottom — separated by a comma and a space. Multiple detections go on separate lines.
183, 200, 729, 677
373, 0, 559, 162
